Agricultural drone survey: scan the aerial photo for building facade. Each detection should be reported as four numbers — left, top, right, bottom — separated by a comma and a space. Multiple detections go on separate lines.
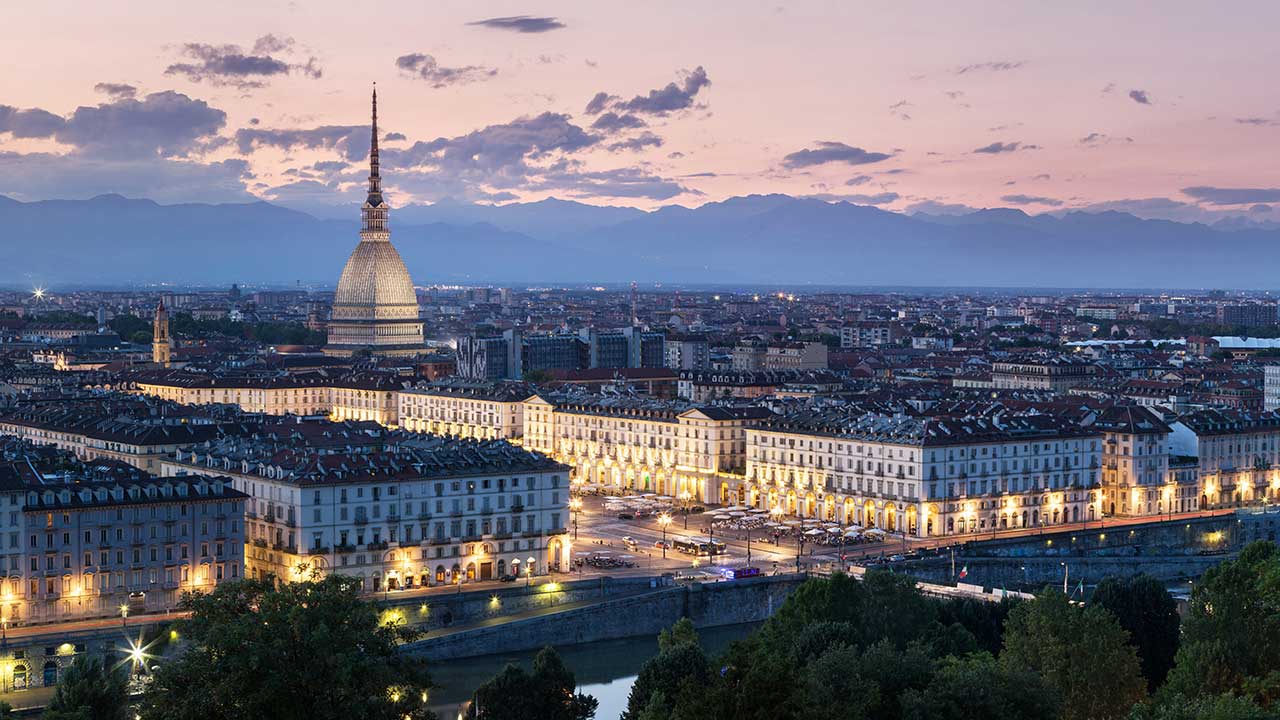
735, 411, 1102, 537
162, 433, 571, 590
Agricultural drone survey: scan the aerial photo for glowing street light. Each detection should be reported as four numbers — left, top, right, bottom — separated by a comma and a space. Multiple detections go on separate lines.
31, 287, 45, 301
119, 603, 129, 629
569, 497, 583, 539
657, 513, 672, 559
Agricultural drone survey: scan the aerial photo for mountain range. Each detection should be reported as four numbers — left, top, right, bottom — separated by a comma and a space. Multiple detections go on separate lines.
1, 193, 1277, 289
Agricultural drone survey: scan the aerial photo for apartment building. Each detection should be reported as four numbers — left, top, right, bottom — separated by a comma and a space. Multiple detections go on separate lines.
1089, 406, 1181, 517
1169, 408, 1280, 508
991, 355, 1097, 391
738, 409, 1102, 538
398, 379, 535, 440
162, 431, 571, 589
522, 393, 771, 503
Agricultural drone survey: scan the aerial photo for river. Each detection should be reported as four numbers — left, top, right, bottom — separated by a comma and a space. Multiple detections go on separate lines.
426, 623, 759, 719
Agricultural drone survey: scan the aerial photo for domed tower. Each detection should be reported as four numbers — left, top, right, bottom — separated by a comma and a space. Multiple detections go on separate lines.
152, 299, 171, 367
324, 86, 425, 357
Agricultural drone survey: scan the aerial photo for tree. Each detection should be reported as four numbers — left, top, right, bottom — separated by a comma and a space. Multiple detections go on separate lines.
1163, 542, 1280, 705
469, 647, 596, 720
43, 656, 130, 720
1133, 693, 1277, 720
139, 576, 435, 720
1089, 574, 1181, 690
1001, 590, 1146, 720
658, 617, 700, 651
624, 641, 712, 720
900, 652, 1058, 720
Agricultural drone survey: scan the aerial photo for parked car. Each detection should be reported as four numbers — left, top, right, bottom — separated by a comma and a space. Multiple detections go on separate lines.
653, 540, 671, 549
616, 512, 635, 520
498, 574, 517, 582
622, 536, 639, 549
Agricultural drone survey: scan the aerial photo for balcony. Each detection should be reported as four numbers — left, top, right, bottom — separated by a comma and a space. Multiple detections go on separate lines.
308, 546, 330, 555
366, 541, 389, 551
353, 517, 369, 526
334, 544, 356, 554
510, 505, 525, 513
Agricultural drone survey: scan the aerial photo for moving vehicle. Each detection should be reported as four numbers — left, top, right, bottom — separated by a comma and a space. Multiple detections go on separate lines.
717, 566, 762, 580
673, 538, 726, 556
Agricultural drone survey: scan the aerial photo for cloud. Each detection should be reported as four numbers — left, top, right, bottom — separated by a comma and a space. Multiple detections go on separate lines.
0, 105, 67, 139
1236, 116, 1280, 127
394, 53, 498, 88
955, 60, 1023, 75
808, 191, 900, 205
1182, 186, 1280, 205
383, 132, 406, 142
93, 83, 137, 99
1001, 193, 1063, 207
905, 199, 980, 215
0, 151, 251, 203
583, 92, 616, 115
972, 141, 1038, 154
165, 35, 321, 90
310, 160, 350, 172
525, 166, 692, 200
590, 112, 647, 133
467, 15, 565, 33
1250, 204, 1273, 214
782, 141, 892, 169
1101, 82, 1116, 94
234, 124, 369, 161
1080, 132, 1134, 145
380, 113, 694, 201
606, 132, 663, 152
845, 175, 873, 186
1, 91, 227, 159
1032, 173, 1051, 180
1128, 89, 1152, 105
588, 67, 711, 117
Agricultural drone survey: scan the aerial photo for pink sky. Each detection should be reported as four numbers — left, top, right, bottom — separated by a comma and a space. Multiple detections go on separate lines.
1, 1, 1278, 221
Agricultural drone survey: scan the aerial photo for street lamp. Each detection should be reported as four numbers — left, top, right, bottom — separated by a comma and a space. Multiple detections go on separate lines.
526, 556, 536, 588
770, 505, 784, 546
679, 490, 692, 529
119, 603, 129, 629
570, 491, 586, 538
658, 513, 672, 559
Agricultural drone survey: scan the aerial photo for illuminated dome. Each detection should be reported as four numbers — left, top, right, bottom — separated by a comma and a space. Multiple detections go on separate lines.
331, 240, 418, 321
324, 87, 425, 357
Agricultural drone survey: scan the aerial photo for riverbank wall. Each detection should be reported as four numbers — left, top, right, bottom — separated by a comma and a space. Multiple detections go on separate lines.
403, 574, 805, 661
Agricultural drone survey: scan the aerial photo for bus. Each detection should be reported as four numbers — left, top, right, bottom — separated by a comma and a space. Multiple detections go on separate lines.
673, 538, 727, 556
717, 566, 761, 580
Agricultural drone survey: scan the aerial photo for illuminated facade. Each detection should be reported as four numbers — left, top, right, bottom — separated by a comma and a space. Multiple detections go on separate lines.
737, 411, 1102, 537
1170, 409, 1280, 508
522, 393, 769, 503
0, 474, 244, 626
1092, 406, 1184, 517
324, 87, 425, 357
162, 435, 571, 590
399, 380, 535, 440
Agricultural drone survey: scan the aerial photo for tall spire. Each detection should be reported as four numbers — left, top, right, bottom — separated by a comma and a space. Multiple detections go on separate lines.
362, 83, 388, 235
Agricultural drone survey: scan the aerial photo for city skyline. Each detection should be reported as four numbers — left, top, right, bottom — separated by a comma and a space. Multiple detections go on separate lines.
1, 2, 1279, 223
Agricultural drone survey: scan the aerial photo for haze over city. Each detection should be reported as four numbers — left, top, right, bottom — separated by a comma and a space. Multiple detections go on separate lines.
3, 6, 1280, 719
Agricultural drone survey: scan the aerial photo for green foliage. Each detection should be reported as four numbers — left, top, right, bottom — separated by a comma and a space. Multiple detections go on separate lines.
1131, 693, 1279, 720
624, 641, 712, 720
1089, 574, 1181, 690
522, 369, 556, 384
42, 656, 130, 720
658, 617, 700, 651
1001, 590, 1147, 720
112, 312, 324, 345
138, 576, 435, 720
468, 647, 597, 720
900, 652, 1058, 720
1162, 542, 1280, 706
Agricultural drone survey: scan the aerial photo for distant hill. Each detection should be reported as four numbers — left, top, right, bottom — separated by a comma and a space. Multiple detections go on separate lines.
2, 193, 1277, 288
